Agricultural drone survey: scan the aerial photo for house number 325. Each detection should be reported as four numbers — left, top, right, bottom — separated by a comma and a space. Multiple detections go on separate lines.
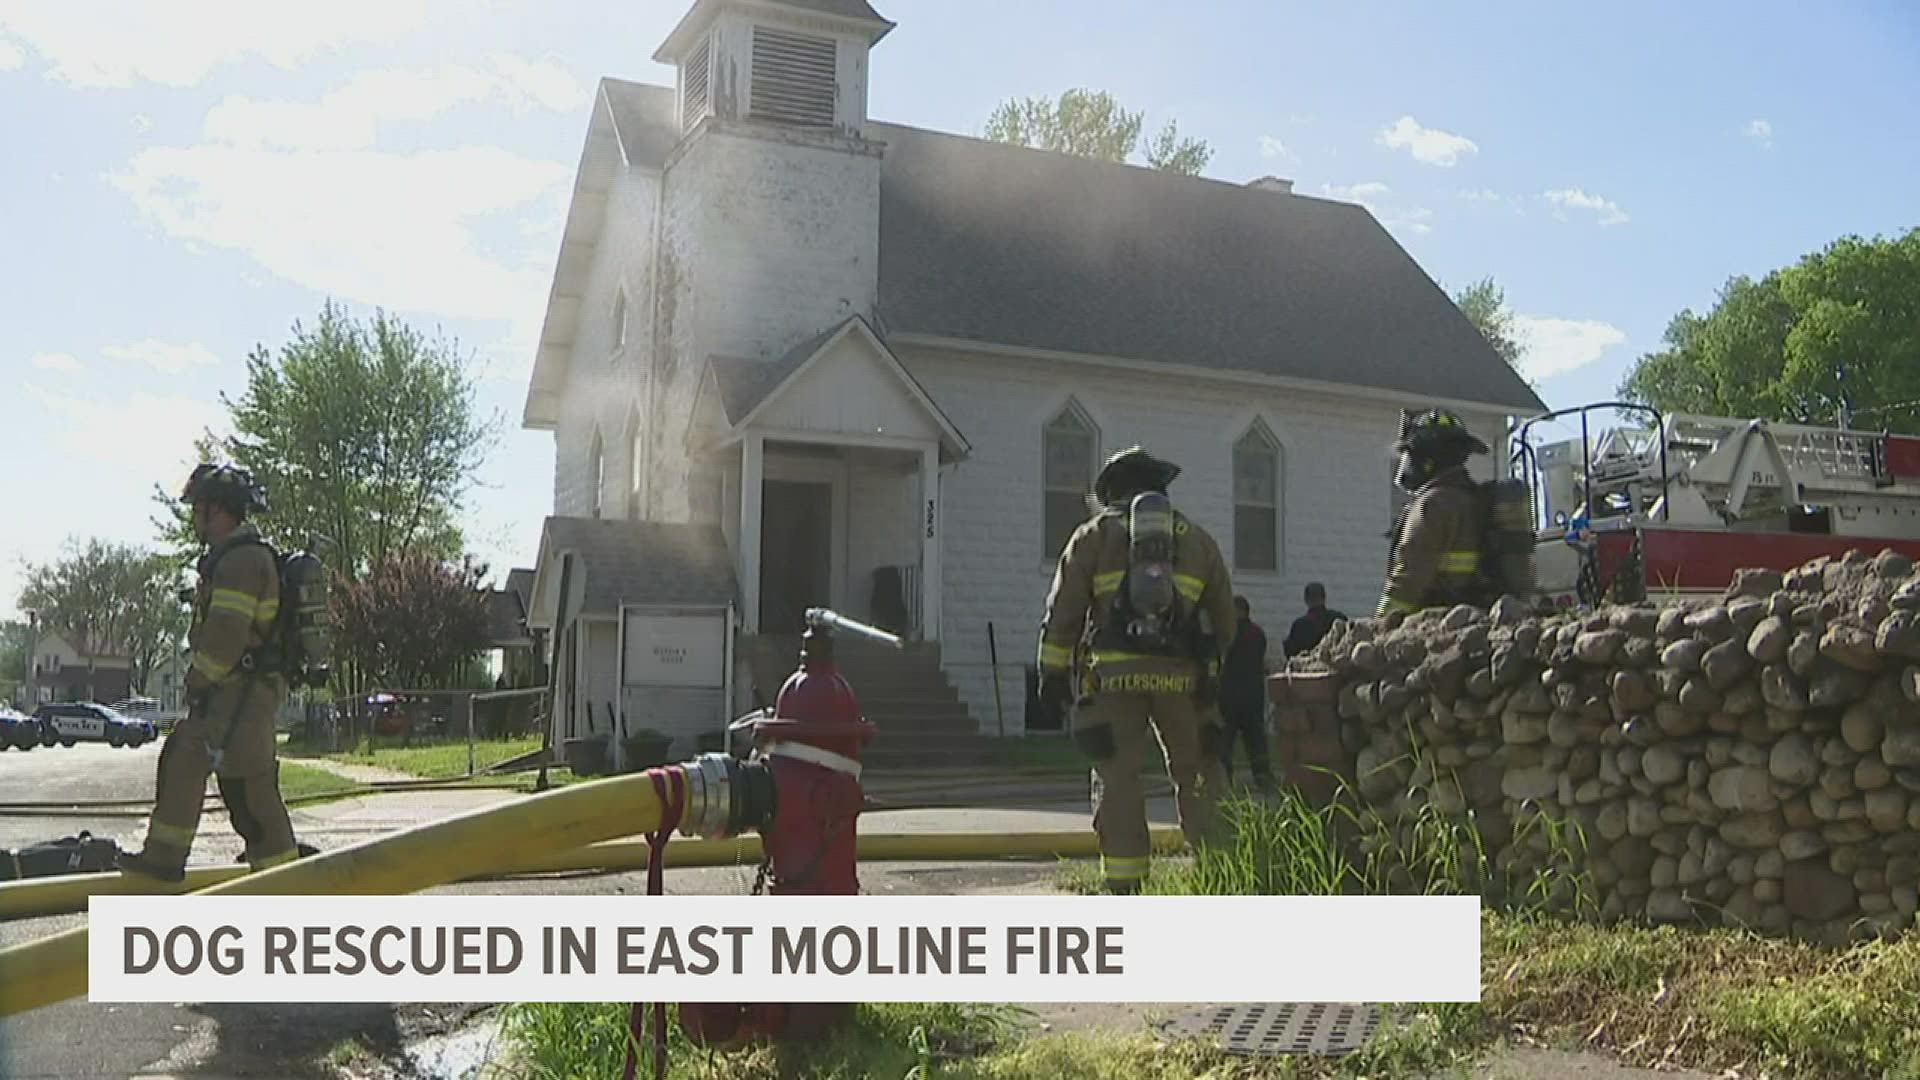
926, 500, 936, 539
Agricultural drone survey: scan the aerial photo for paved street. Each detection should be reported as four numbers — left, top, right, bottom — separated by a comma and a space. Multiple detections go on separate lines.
0, 737, 1172, 1078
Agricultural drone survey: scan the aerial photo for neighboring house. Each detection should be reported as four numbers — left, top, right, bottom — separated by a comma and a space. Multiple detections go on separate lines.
487, 573, 545, 689
147, 648, 189, 714
29, 631, 132, 705
521, 0, 1544, 752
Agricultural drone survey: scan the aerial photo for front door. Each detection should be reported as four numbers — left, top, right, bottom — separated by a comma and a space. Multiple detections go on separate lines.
761, 479, 833, 633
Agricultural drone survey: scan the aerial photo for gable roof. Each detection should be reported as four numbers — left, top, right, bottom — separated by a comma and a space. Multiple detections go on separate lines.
538, 79, 1545, 420
531, 517, 737, 627
485, 588, 532, 647
700, 316, 971, 458
710, 322, 845, 425
869, 122, 1544, 413
601, 80, 678, 168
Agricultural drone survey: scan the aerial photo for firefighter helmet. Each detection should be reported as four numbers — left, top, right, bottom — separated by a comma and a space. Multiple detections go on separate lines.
181, 462, 269, 517
1091, 446, 1181, 507
1396, 410, 1489, 457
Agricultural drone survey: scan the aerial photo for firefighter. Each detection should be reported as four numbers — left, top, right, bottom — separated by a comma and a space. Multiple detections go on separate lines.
1378, 409, 1490, 617
1036, 447, 1237, 894
119, 463, 301, 882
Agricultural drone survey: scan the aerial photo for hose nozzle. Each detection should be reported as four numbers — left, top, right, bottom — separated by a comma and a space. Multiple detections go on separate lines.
803, 607, 905, 650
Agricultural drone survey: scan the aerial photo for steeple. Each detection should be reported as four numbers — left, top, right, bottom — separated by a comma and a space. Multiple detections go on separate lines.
655, 0, 894, 139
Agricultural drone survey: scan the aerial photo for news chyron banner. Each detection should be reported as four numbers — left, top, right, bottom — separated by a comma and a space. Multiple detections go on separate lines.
89, 895, 1480, 1003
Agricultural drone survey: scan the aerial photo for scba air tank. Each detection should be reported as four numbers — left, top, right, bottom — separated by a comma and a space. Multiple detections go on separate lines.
1125, 492, 1177, 645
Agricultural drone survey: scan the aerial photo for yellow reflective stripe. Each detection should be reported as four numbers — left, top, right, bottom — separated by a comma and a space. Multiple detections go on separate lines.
1377, 597, 1418, 617
208, 588, 259, 619
1174, 574, 1204, 601
148, 821, 196, 847
1102, 855, 1150, 880
1089, 651, 1163, 664
1038, 643, 1073, 669
1092, 571, 1124, 596
1438, 551, 1480, 572
192, 651, 234, 682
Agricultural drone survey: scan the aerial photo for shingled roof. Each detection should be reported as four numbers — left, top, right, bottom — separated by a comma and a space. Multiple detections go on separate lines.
537, 517, 737, 618
587, 77, 1544, 415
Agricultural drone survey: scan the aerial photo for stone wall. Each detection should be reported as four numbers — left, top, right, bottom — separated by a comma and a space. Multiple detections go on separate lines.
1281, 548, 1920, 944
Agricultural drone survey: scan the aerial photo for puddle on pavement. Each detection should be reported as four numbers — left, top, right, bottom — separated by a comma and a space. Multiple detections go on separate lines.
403, 1017, 510, 1079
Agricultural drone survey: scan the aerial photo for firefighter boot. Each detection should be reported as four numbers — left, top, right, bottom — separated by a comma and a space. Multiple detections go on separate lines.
122, 732, 208, 882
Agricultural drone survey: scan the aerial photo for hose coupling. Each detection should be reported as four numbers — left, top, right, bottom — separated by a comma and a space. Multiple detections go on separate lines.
675, 753, 776, 840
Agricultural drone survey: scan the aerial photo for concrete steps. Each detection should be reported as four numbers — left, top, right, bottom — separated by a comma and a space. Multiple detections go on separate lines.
746, 635, 987, 768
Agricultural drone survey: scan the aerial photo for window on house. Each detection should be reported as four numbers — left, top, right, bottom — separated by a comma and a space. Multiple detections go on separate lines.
589, 432, 605, 519
1043, 404, 1098, 563
748, 26, 837, 128
1233, 424, 1283, 572
629, 417, 644, 520
681, 33, 711, 132
611, 288, 627, 354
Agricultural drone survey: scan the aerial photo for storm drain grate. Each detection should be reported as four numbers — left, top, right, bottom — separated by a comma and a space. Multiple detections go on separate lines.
1154, 1002, 1384, 1057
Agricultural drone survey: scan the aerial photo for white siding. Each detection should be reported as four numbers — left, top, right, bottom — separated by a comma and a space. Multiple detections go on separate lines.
901, 343, 1515, 732
554, 167, 662, 519
643, 126, 883, 524
753, 334, 941, 442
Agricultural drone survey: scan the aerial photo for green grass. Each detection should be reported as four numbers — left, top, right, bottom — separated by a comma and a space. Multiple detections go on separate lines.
273, 761, 365, 803
282, 734, 542, 779
499, 753, 1920, 1080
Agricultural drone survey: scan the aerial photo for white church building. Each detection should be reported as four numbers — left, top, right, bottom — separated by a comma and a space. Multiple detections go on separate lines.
520, 0, 1543, 765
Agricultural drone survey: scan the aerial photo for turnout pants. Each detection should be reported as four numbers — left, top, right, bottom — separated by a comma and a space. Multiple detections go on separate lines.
1076, 691, 1229, 892
141, 685, 298, 874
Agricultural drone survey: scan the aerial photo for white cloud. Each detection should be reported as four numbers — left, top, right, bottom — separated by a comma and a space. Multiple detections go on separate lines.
102, 340, 220, 374
111, 143, 568, 328
1744, 118, 1774, 148
0, 0, 431, 88
1543, 187, 1630, 226
1512, 315, 1628, 381
200, 58, 584, 153
487, 54, 590, 113
1376, 115, 1479, 167
1320, 181, 1392, 210
30, 352, 81, 372
0, 36, 23, 71
1258, 135, 1289, 159
23, 384, 228, 478
1319, 182, 1431, 235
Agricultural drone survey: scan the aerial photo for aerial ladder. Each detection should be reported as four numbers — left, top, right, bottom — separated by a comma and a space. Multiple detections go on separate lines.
1511, 403, 1920, 607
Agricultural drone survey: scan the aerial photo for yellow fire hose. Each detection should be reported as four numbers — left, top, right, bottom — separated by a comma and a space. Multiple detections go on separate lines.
0, 751, 1185, 1019
0, 828, 1184, 921
0, 762, 683, 1017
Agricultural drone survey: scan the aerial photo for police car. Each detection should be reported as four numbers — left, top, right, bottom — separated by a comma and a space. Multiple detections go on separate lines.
0, 706, 40, 751
31, 702, 157, 749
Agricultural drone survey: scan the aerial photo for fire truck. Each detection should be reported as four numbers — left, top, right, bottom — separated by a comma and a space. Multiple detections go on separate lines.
1511, 402, 1920, 607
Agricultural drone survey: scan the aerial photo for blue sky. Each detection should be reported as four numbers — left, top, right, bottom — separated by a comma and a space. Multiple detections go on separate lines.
2, 0, 1916, 621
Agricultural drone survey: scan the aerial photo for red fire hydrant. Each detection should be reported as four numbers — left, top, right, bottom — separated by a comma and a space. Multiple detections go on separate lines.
676, 607, 896, 1052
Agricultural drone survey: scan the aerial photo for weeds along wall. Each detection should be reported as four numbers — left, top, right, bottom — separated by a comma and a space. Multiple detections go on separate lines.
1282, 548, 1920, 946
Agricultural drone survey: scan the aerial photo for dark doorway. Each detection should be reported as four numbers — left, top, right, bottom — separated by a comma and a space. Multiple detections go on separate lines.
761, 479, 833, 633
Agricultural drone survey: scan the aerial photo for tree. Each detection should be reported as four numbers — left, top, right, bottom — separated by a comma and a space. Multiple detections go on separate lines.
17, 539, 188, 694
1452, 277, 1528, 378
151, 301, 499, 581
331, 551, 493, 692
1620, 227, 1920, 432
985, 88, 1213, 176
0, 620, 28, 704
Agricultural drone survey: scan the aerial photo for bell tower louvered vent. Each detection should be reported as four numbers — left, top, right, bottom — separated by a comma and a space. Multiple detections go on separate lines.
748, 26, 837, 128
681, 33, 711, 132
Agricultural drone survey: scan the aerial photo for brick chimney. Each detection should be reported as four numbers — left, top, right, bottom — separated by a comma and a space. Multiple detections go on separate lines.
1248, 176, 1294, 194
